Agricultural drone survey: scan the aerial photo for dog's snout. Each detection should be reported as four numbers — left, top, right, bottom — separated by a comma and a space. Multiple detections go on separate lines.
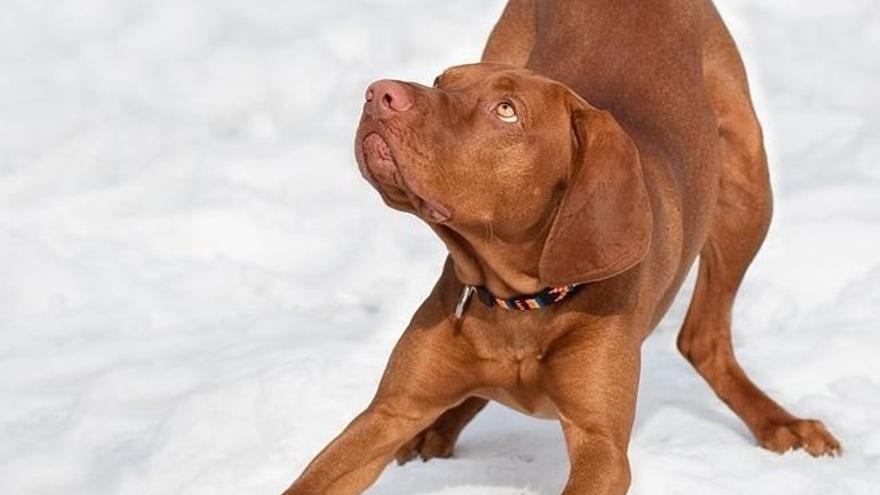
365, 80, 413, 118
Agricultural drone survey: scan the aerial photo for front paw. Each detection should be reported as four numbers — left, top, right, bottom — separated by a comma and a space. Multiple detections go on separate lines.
758, 418, 842, 457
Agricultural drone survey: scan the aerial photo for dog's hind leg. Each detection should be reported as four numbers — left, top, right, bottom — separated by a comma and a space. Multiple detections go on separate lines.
394, 396, 488, 464
676, 6, 840, 457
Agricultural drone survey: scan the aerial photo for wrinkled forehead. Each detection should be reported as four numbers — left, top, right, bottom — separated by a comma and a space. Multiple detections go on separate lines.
438, 63, 520, 84
437, 63, 562, 101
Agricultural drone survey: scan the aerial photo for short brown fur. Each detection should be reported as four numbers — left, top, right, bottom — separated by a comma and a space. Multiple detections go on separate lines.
282, 1, 840, 494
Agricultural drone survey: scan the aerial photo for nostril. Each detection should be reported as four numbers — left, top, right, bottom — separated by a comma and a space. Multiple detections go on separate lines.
366, 80, 413, 116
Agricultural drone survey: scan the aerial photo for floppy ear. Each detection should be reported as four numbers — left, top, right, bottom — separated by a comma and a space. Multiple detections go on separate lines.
538, 94, 653, 287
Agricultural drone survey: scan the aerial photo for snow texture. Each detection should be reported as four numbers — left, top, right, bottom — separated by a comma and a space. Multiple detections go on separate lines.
1, 1, 878, 494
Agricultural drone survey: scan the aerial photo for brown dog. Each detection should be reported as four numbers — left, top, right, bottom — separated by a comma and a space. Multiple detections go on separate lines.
282, 1, 841, 493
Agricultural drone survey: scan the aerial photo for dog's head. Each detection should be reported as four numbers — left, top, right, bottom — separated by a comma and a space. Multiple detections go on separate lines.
355, 63, 652, 286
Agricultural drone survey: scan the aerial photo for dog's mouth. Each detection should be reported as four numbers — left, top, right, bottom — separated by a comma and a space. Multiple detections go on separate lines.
357, 132, 452, 224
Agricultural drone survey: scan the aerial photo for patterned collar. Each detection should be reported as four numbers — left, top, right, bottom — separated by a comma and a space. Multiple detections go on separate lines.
454, 283, 583, 318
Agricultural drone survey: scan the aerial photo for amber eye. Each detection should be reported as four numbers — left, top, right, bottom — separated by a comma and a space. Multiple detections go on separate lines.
493, 101, 518, 123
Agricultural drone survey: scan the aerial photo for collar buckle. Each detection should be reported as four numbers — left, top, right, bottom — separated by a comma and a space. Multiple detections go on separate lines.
454, 285, 475, 320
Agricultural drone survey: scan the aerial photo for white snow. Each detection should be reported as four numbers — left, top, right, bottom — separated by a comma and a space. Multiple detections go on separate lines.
1, 1, 878, 494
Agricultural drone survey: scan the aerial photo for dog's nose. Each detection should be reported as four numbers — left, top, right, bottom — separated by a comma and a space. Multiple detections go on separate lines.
365, 80, 413, 118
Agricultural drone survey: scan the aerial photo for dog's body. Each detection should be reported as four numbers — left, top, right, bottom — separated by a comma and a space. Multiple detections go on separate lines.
283, 1, 839, 493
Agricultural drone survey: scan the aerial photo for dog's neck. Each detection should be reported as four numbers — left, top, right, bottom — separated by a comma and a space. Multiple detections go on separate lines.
432, 224, 547, 299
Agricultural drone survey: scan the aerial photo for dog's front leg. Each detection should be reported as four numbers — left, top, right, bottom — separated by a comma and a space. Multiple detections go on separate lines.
282, 307, 476, 495
543, 323, 641, 495
282, 402, 439, 495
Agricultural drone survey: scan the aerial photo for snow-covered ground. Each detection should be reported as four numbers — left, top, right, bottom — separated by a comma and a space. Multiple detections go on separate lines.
1, 1, 878, 494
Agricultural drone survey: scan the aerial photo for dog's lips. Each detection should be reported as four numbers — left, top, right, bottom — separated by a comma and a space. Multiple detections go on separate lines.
361, 133, 399, 186
358, 132, 452, 224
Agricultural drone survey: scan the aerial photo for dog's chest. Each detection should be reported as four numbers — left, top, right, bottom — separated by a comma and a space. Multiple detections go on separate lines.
472, 348, 559, 419
461, 320, 561, 419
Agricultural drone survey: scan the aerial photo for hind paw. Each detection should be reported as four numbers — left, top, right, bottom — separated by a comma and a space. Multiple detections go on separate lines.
395, 429, 456, 465
758, 418, 841, 457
